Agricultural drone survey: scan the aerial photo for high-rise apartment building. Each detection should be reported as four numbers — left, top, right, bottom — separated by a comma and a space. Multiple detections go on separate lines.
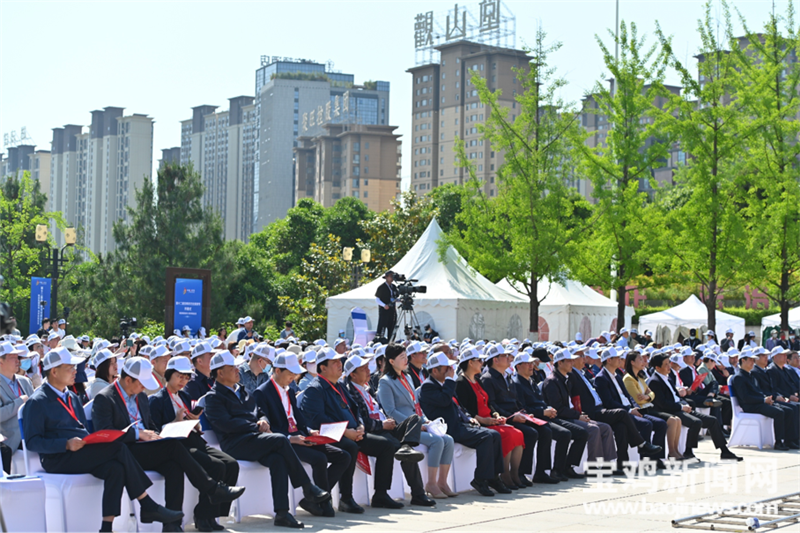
0, 144, 51, 207
160, 147, 180, 168
295, 123, 401, 212
254, 57, 390, 230
408, 41, 531, 197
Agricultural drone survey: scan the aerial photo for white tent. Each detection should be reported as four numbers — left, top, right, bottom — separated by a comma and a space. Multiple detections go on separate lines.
326, 219, 529, 343
496, 277, 633, 343
761, 308, 800, 332
638, 295, 745, 343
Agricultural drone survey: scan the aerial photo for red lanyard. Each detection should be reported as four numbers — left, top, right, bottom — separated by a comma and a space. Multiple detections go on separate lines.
114, 381, 141, 420
409, 365, 422, 385
10, 379, 22, 398
400, 375, 423, 416
56, 394, 79, 424
355, 385, 377, 412
271, 378, 294, 419
167, 389, 186, 411
319, 375, 348, 406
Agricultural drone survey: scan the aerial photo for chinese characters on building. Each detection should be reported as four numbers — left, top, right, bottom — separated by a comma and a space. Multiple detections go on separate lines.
301, 92, 350, 133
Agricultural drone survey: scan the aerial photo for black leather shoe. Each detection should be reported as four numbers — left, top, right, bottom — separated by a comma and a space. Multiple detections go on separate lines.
274, 511, 304, 529
209, 519, 225, 531
775, 441, 790, 451
656, 460, 667, 470
550, 471, 569, 482
302, 483, 330, 504
703, 398, 722, 408
639, 443, 663, 457
410, 494, 436, 507
371, 492, 404, 509
394, 444, 425, 462
320, 499, 335, 517
487, 476, 512, 494
720, 449, 743, 461
518, 476, 534, 487
298, 498, 325, 516
532, 473, 560, 484
208, 483, 246, 505
338, 496, 365, 514
565, 467, 585, 479
787, 441, 800, 450
194, 517, 214, 532
162, 523, 183, 532
470, 479, 495, 497
141, 505, 184, 524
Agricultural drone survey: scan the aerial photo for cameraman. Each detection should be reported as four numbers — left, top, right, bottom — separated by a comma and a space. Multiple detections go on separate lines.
375, 271, 398, 340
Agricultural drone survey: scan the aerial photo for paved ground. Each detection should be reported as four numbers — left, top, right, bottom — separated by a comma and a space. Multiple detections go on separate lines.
191, 440, 800, 533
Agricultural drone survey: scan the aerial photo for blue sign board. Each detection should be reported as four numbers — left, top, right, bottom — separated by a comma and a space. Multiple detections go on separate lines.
174, 278, 203, 336
29, 277, 51, 334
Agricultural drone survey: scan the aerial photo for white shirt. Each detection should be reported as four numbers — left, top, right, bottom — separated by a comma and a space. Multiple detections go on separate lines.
274, 381, 298, 427
352, 382, 385, 421
608, 371, 631, 407
657, 371, 681, 403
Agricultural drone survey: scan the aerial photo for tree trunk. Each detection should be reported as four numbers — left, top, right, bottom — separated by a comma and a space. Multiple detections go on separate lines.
706, 282, 717, 334
780, 229, 790, 332
616, 284, 625, 334
529, 274, 539, 342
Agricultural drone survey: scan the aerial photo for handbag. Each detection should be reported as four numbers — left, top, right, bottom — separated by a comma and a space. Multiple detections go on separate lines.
426, 417, 448, 437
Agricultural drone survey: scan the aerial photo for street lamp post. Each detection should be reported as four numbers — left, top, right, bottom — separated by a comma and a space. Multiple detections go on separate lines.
35, 224, 76, 321
343, 247, 371, 289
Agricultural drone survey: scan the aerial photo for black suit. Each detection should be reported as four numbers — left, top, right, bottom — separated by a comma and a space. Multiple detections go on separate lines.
375, 281, 397, 339
148, 387, 240, 520
730, 369, 796, 443
419, 377, 503, 482
92, 383, 219, 516
203, 382, 311, 512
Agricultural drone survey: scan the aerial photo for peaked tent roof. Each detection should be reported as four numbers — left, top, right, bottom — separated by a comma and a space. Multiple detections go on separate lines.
638, 295, 745, 338
328, 218, 527, 303
497, 277, 621, 308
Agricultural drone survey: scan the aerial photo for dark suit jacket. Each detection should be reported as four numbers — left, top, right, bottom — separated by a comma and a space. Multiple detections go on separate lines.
455, 374, 489, 418
183, 371, 215, 402
23, 385, 89, 457
148, 387, 193, 431
299, 376, 360, 430
203, 382, 264, 451
479, 366, 521, 417
511, 374, 548, 419
375, 282, 396, 307
767, 363, 798, 398
91, 382, 156, 443
254, 379, 310, 437
595, 367, 636, 411
568, 368, 603, 415
542, 371, 580, 419
678, 366, 713, 394
752, 365, 777, 399
647, 373, 686, 414
729, 370, 767, 410
419, 377, 474, 441
344, 378, 383, 434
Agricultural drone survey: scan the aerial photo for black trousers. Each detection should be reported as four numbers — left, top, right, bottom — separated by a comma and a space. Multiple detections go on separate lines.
588, 409, 645, 463
183, 433, 240, 519
507, 421, 539, 476
128, 439, 216, 515
634, 413, 667, 459
374, 415, 425, 497
41, 441, 152, 517
332, 433, 395, 498
292, 442, 350, 492
0, 442, 11, 474
743, 402, 799, 442
452, 426, 503, 482
376, 307, 396, 340
551, 419, 588, 470
675, 409, 727, 451
223, 432, 311, 512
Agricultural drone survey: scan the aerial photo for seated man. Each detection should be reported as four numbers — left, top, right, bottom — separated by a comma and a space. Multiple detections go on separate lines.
254, 352, 348, 518
238, 343, 273, 395
92, 356, 245, 532
479, 344, 559, 485
203, 351, 330, 529
0, 342, 34, 473
23, 348, 182, 532
300, 347, 406, 512
647, 353, 741, 461
418, 352, 506, 497
342, 352, 434, 507
511, 351, 587, 479
183, 342, 215, 402
731, 351, 797, 450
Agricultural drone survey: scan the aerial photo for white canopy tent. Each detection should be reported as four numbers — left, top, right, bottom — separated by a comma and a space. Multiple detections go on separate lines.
638, 295, 745, 344
326, 219, 529, 343
496, 277, 633, 342
761, 308, 800, 332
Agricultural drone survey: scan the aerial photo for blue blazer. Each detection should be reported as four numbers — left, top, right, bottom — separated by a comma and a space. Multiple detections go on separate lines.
376, 373, 423, 424
729, 370, 767, 409
511, 374, 548, 419
594, 367, 635, 411
646, 373, 685, 414
148, 387, 193, 431
183, 371, 214, 402
22, 385, 89, 457
418, 377, 473, 441
203, 382, 264, 451
92, 382, 155, 443
542, 371, 580, 419
254, 379, 310, 437
298, 376, 360, 430
752, 365, 777, 399
479, 367, 522, 417
767, 363, 798, 398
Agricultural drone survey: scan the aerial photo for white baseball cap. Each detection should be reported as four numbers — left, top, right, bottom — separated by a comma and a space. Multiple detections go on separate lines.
120, 357, 159, 389
770, 346, 788, 356
42, 347, 83, 370
553, 348, 579, 364
92, 349, 119, 368
426, 352, 451, 370
316, 347, 346, 365
209, 338, 222, 349
333, 338, 348, 350
405, 341, 423, 356
167, 356, 194, 374
0, 342, 27, 358
253, 344, 277, 361
150, 345, 171, 360
47, 332, 60, 342
512, 352, 536, 367
273, 353, 306, 374
483, 344, 505, 361
600, 347, 620, 362
191, 342, 212, 359
459, 346, 481, 364
705, 330, 715, 337
300, 349, 318, 364
173, 340, 192, 355
343, 354, 370, 377
25, 334, 43, 348
210, 351, 236, 370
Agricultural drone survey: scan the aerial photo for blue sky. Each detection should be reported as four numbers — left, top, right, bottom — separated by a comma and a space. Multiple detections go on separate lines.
0, 0, 784, 188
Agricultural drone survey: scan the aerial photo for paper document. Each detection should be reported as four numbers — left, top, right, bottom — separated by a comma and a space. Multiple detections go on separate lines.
159, 420, 200, 439
304, 421, 348, 445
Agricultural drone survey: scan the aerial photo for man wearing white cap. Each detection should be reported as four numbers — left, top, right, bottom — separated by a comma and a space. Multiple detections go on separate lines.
616, 328, 630, 349
23, 348, 184, 531
238, 343, 273, 395
92, 356, 245, 532
184, 341, 215, 402
57, 318, 68, 338
254, 353, 348, 518
25, 334, 44, 388
231, 316, 257, 343
0, 342, 34, 471
203, 351, 331, 529
144, 345, 170, 396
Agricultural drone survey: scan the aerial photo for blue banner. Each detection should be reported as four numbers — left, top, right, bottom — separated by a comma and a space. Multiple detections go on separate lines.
174, 278, 203, 336
29, 277, 51, 334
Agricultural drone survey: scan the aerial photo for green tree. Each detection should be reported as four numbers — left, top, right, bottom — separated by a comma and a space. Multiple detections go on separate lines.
259, 198, 324, 275
426, 183, 464, 234
0, 172, 66, 333
734, 3, 800, 332
448, 28, 591, 339
318, 196, 374, 247
650, 1, 751, 332
575, 21, 670, 330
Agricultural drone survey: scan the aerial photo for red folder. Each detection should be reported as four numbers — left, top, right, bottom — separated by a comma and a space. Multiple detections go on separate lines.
690, 373, 706, 392
356, 452, 371, 475
304, 421, 348, 445
571, 396, 582, 414
83, 429, 126, 445
514, 411, 548, 426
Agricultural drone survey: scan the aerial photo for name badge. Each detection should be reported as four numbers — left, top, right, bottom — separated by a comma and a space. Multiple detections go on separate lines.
369, 412, 381, 420
288, 417, 298, 434
341, 401, 348, 409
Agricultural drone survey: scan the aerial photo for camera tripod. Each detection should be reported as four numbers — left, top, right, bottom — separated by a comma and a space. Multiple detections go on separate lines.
392, 305, 422, 342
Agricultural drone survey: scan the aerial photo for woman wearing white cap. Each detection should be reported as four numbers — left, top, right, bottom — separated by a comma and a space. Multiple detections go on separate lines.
88, 349, 120, 399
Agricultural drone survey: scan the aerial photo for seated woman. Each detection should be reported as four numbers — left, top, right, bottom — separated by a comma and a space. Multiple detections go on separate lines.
88, 349, 119, 399
377, 344, 456, 499
455, 349, 524, 489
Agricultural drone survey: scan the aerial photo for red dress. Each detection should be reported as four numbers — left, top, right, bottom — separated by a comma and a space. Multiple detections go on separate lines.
468, 380, 524, 456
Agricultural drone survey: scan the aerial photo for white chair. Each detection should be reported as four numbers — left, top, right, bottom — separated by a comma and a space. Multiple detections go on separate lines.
0, 475, 47, 532
351, 307, 376, 347
678, 426, 690, 455
232, 461, 283, 521
450, 443, 477, 492
83, 399, 94, 433
366, 455, 406, 502
728, 390, 775, 450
